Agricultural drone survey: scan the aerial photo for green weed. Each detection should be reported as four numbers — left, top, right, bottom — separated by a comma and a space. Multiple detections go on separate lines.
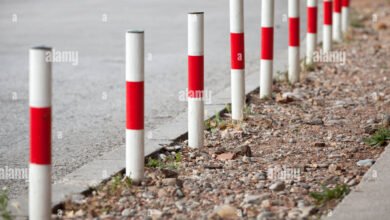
310, 185, 350, 205
364, 128, 390, 147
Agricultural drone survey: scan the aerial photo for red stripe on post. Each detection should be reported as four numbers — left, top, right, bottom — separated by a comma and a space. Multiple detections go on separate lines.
289, 17, 300, 46
307, 7, 318, 33
126, 81, 144, 130
324, 1, 333, 25
342, 0, 349, 7
188, 56, 204, 98
30, 107, 51, 165
261, 27, 274, 60
230, 33, 245, 69
334, 0, 341, 13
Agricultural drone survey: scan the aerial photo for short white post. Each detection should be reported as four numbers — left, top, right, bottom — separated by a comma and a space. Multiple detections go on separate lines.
306, 0, 318, 65
333, 0, 342, 42
341, 0, 350, 34
323, 0, 333, 52
188, 12, 204, 148
288, 0, 300, 84
125, 30, 145, 182
260, 0, 274, 99
230, 0, 245, 120
29, 46, 52, 220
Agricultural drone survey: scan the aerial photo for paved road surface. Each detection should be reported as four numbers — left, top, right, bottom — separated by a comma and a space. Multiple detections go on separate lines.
0, 0, 307, 198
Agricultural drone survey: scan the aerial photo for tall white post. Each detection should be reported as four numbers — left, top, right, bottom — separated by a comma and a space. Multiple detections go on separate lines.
333, 0, 342, 42
230, 0, 245, 120
188, 12, 204, 148
125, 30, 145, 182
341, 0, 350, 34
29, 46, 52, 220
260, 0, 274, 99
306, 0, 318, 65
288, 0, 300, 84
323, 0, 333, 52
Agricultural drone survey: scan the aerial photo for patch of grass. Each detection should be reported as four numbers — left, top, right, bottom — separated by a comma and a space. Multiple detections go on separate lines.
350, 10, 364, 28
310, 185, 350, 205
147, 157, 164, 168
205, 112, 228, 132
225, 104, 232, 114
304, 61, 316, 72
109, 174, 132, 193
174, 152, 182, 163
243, 104, 254, 119
146, 153, 182, 170
364, 128, 390, 147
0, 188, 12, 220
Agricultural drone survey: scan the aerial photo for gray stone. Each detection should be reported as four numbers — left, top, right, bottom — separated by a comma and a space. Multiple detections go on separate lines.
269, 181, 286, 191
121, 208, 135, 217
357, 159, 375, 167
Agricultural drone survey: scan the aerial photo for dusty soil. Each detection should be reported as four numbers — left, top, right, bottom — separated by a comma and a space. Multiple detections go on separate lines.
59, 0, 390, 219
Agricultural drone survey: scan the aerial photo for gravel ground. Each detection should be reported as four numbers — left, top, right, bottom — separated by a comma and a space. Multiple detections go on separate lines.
60, 0, 390, 219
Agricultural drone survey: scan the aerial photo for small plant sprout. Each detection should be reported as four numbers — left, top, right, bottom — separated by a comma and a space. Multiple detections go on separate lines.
0, 188, 12, 220
310, 184, 350, 205
364, 128, 390, 147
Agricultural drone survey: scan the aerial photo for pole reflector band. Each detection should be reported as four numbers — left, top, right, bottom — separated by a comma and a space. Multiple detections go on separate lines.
230, 33, 245, 69
334, 0, 341, 13
307, 7, 318, 33
30, 107, 51, 165
126, 81, 144, 130
261, 27, 274, 60
289, 17, 300, 47
188, 56, 204, 98
342, 0, 349, 7
324, 1, 333, 25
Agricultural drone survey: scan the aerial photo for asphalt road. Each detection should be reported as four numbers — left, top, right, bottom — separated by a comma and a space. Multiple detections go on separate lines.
0, 0, 307, 198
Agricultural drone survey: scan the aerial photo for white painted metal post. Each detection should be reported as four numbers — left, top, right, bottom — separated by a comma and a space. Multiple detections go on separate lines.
288, 0, 300, 84
341, 0, 350, 34
260, 0, 274, 99
323, 0, 333, 52
230, 0, 245, 120
29, 46, 52, 220
188, 12, 204, 148
333, 0, 342, 42
125, 30, 145, 182
306, 0, 318, 65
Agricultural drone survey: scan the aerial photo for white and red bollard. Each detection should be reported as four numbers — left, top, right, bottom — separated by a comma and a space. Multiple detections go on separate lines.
323, 0, 333, 52
125, 30, 145, 182
29, 46, 52, 220
188, 12, 204, 148
341, 0, 350, 34
260, 0, 274, 99
333, 0, 342, 42
306, 0, 318, 65
230, 0, 245, 120
288, 0, 300, 84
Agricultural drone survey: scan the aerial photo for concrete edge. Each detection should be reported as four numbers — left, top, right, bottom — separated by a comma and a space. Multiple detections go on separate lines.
326, 145, 390, 220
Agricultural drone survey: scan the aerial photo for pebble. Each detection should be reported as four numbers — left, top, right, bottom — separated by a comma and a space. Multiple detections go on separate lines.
142, 192, 155, 199
121, 208, 135, 217
214, 205, 237, 219
162, 178, 177, 186
269, 181, 285, 191
357, 159, 375, 167
243, 194, 262, 204
257, 211, 274, 220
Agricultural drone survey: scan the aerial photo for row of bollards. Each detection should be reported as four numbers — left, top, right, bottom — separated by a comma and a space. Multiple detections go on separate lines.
28, 0, 350, 219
